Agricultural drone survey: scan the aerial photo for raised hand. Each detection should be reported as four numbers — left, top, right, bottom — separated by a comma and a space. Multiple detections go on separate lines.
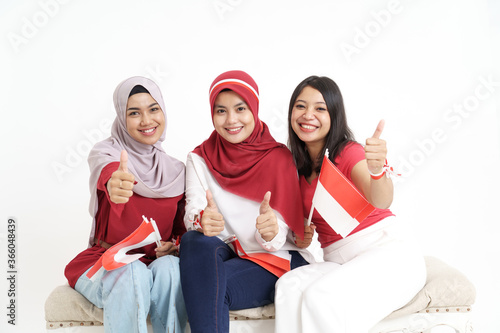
200, 190, 225, 237
256, 191, 279, 242
107, 150, 135, 204
364, 120, 387, 176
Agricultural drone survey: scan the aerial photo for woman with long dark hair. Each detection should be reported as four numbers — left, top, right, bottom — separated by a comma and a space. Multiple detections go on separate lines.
275, 75, 426, 332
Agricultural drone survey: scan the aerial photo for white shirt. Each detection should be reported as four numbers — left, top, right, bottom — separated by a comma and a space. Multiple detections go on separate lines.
184, 152, 315, 264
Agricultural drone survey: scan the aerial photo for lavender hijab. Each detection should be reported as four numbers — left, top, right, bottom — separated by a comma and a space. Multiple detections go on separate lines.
87, 76, 185, 246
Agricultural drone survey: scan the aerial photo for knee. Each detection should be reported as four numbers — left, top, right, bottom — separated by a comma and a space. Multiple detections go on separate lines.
149, 255, 180, 281
179, 230, 202, 256
179, 230, 223, 260
102, 261, 152, 296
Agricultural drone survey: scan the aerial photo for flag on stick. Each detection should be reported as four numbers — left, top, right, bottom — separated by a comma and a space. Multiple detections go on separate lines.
86, 216, 162, 280
308, 151, 375, 238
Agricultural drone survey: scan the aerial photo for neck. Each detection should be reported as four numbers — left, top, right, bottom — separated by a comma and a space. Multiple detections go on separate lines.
306, 142, 324, 170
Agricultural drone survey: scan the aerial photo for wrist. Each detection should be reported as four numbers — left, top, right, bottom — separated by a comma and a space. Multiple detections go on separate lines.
369, 169, 385, 180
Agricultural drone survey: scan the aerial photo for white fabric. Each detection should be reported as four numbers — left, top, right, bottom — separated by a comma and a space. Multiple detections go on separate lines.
274, 217, 426, 333
185, 152, 315, 263
312, 180, 359, 237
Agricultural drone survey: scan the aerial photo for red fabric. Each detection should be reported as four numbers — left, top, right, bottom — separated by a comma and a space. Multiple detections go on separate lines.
193, 70, 304, 237
65, 162, 186, 288
301, 142, 394, 248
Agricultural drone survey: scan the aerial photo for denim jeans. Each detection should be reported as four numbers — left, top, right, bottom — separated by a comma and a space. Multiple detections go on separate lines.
75, 255, 187, 333
179, 230, 307, 333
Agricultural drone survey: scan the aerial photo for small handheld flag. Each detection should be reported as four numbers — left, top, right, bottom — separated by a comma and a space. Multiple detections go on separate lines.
307, 150, 375, 238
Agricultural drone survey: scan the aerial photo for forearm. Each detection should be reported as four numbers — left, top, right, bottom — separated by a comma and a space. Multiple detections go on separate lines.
368, 176, 393, 209
184, 154, 207, 230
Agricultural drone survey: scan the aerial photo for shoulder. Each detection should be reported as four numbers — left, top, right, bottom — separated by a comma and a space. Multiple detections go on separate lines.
268, 144, 294, 161
334, 141, 365, 176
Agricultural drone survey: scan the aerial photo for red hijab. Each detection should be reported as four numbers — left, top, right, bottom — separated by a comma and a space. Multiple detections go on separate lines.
193, 70, 304, 237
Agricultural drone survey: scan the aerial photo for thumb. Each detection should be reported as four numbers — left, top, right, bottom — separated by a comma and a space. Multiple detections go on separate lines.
206, 189, 218, 211
259, 191, 271, 215
118, 150, 129, 173
371, 119, 385, 139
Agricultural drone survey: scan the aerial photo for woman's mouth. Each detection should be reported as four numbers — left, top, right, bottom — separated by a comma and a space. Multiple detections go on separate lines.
225, 126, 243, 134
139, 127, 157, 136
299, 123, 318, 132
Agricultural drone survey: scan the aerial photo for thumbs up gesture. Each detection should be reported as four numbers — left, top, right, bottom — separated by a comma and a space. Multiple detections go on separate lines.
107, 150, 135, 204
364, 120, 387, 176
256, 191, 279, 242
200, 190, 225, 237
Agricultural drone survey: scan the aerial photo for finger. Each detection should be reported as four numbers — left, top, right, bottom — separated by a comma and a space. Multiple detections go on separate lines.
119, 150, 129, 173
371, 119, 385, 139
206, 189, 218, 211
119, 180, 134, 191
259, 191, 271, 215
109, 194, 129, 204
365, 138, 386, 148
113, 188, 134, 199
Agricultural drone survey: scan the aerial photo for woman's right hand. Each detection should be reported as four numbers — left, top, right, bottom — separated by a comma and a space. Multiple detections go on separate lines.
294, 223, 316, 248
200, 190, 225, 237
107, 150, 135, 204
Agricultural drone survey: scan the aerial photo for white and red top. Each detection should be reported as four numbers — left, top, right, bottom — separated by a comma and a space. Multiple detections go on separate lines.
185, 153, 315, 276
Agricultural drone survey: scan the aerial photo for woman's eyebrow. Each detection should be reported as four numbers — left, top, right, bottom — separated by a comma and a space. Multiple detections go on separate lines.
296, 99, 326, 105
127, 103, 159, 111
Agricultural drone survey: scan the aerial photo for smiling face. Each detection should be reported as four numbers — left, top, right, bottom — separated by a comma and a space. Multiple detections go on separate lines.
125, 92, 165, 145
212, 90, 255, 144
291, 86, 331, 151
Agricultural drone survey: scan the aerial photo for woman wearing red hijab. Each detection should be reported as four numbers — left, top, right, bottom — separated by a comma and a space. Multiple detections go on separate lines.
179, 70, 314, 332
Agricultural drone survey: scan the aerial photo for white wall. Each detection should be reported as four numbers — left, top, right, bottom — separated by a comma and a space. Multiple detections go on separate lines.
1, 0, 499, 332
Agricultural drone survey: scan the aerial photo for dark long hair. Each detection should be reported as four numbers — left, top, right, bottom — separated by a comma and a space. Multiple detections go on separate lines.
287, 76, 355, 177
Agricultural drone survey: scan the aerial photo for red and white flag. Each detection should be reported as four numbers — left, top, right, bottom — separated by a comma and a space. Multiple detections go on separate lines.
308, 151, 375, 238
86, 216, 162, 280
223, 235, 290, 277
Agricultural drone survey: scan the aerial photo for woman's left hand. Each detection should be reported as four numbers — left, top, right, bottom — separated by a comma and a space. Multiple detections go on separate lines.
364, 120, 387, 175
155, 241, 178, 258
256, 191, 279, 242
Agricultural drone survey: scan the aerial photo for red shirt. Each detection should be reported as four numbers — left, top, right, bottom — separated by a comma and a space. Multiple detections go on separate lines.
64, 162, 186, 288
300, 142, 394, 248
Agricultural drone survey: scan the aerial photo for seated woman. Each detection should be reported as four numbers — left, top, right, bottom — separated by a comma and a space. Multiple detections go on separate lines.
179, 70, 314, 333
275, 75, 426, 332
64, 76, 187, 333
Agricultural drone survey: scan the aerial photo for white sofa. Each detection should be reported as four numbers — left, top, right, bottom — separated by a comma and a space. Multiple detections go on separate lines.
45, 256, 475, 333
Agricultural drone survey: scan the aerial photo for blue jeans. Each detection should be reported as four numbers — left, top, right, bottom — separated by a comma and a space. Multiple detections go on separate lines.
75, 255, 187, 333
179, 230, 307, 333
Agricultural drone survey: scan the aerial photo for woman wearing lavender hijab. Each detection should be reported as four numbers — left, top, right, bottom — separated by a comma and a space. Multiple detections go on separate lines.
65, 76, 187, 332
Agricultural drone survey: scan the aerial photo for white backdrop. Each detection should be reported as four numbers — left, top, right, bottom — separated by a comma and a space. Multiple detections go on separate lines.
1, 0, 499, 332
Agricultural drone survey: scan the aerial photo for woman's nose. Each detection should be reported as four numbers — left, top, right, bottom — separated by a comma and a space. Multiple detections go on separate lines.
226, 111, 237, 124
141, 113, 153, 125
303, 107, 315, 120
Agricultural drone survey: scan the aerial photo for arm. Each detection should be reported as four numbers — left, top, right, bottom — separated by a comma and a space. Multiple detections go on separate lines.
350, 120, 393, 209
184, 153, 225, 236
184, 153, 208, 230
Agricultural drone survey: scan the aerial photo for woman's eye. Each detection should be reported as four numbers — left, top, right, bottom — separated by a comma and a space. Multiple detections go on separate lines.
317, 107, 327, 112
150, 107, 160, 112
237, 106, 246, 112
215, 109, 226, 114
128, 111, 139, 116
